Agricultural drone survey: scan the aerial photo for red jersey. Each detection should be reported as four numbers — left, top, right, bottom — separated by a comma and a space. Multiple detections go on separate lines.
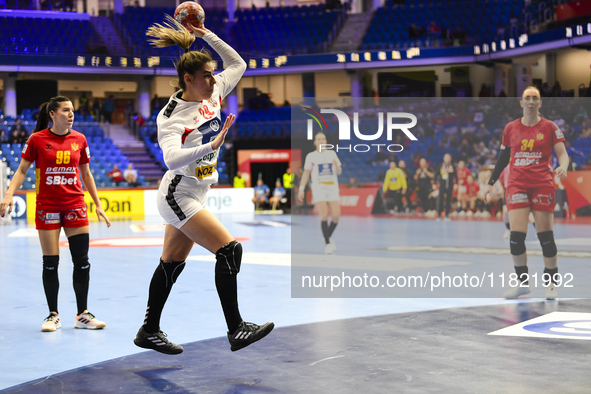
501, 117, 565, 188
499, 167, 510, 189
22, 129, 90, 210
456, 167, 471, 185
466, 181, 480, 197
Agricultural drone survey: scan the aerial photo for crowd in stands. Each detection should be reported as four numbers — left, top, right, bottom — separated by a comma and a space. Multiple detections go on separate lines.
0, 0, 571, 59
0, 107, 148, 190
290, 94, 590, 218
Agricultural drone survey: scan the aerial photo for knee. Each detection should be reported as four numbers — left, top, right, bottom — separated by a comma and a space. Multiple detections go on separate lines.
538, 231, 557, 258
215, 240, 242, 275
72, 254, 90, 282
159, 259, 186, 287
510, 231, 527, 255
43, 255, 59, 273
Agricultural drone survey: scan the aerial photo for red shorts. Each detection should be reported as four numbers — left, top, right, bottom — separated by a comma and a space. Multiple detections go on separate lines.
35, 206, 89, 230
505, 185, 555, 212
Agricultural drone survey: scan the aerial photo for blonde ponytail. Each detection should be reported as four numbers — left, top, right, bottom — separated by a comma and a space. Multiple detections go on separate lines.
146, 14, 195, 53
146, 14, 213, 92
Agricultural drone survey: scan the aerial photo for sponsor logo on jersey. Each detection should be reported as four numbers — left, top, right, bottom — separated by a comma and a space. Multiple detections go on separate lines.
199, 118, 222, 143
45, 144, 52, 150
514, 152, 542, 158
555, 128, 564, 140
207, 98, 218, 107
71, 142, 79, 151
195, 150, 219, 166
318, 163, 334, 177
532, 193, 553, 206
195, 162, 217, 179
66, 211, 78, 221
85, 146, 90, 159
23, 144, 28, 154
46, 166, 76, 174
46, 175, 78, 185
199, 105, 215, 120
514, 151, 542, 167
46, 212, 60, 220
537, 133, 544, 141
509, 193, 529, 204
210, 119, 220, 131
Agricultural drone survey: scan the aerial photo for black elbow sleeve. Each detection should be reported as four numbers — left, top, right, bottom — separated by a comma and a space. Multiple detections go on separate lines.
488, 147, 511, 186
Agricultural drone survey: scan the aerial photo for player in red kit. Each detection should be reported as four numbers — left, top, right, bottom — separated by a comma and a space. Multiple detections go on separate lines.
484, 86, 569, 300
462, 174, 479, 216
0, 96, 111, 332
495, 166, 536, 239
454, 160, 471, 216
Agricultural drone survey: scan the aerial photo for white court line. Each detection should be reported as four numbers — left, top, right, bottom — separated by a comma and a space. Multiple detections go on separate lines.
188, 253, 471, 271
309, 355, 345, 366
387, 245, 591, 258
527, 238, 591, 246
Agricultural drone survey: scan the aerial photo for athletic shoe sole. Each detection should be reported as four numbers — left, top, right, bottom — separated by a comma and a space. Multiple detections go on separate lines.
41, 323, 61, 332
74, 322, 106, 330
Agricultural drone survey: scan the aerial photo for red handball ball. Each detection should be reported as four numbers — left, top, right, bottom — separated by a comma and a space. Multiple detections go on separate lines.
174, 1, 205, 29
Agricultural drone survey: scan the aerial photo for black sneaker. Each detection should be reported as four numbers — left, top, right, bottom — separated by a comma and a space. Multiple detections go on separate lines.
228, 321, 274, 352
133, 326, 184, 355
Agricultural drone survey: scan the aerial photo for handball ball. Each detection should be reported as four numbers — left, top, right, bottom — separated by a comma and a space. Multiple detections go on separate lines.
174, 1, 205, 29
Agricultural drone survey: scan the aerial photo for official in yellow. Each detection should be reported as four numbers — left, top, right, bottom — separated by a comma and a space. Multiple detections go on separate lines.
382, 161, 407, 214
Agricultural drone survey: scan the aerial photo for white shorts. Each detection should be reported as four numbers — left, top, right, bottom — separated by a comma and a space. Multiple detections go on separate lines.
157, 172, 209, 229
311, 183, 340, 203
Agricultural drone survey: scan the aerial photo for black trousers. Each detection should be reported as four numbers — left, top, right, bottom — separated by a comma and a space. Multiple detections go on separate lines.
436, 186, 453, 215
385, 189, 403, 212
418, 185, 431, 212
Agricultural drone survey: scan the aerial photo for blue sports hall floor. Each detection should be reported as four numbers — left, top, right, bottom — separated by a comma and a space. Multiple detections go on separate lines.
1, 212, 590, 393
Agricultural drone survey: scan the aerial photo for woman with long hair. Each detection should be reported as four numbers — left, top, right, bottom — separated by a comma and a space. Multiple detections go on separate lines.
484, 86, 569, 300
133, 16, 273, 355
0, 96, 111, 331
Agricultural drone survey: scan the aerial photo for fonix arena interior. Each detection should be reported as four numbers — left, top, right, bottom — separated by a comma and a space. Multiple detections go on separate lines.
1, 0, 591, 392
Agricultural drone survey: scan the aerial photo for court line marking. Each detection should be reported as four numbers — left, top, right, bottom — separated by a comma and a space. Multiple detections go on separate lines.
489, 312, 591, 340
386, 246, 591, 258
309, 355, 345, 366
187, 253, 472, 270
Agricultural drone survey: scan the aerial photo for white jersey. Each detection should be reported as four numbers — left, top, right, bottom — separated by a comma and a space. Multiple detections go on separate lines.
157, 32, 246, 189
304, 149, 341, 186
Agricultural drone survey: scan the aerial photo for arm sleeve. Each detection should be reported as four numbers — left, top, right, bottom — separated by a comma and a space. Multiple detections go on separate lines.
488, 146, 511, 186
158, 124, 214, 170
202, 32, 246, 100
